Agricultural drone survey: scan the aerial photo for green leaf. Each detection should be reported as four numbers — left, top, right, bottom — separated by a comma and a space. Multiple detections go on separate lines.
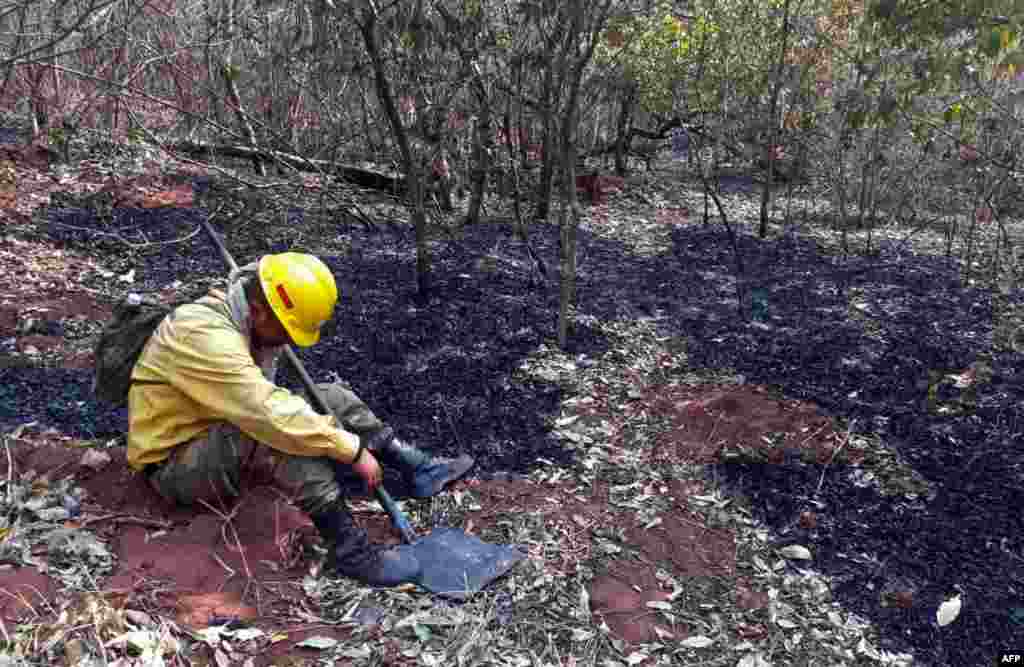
413, 624, 432, 642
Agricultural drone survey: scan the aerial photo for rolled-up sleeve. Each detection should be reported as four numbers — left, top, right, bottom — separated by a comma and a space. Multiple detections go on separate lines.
168, 324, 360, 463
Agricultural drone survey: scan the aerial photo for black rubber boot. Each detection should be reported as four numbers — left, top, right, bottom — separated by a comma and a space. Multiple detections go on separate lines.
370, 431, 475, 498
310, 503, 421, 587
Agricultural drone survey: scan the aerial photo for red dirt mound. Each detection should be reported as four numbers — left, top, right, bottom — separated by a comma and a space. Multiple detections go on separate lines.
649, 384, 855, 465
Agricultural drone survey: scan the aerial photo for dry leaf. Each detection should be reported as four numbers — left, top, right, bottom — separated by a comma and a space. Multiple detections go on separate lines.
295, 635, 338, 650
936, 594, 962, 627
579, 586, 591, 616
778, 544, 812, 560
571, 628, 594, 642
737, 652, 773, 667
679, 635, 714, 648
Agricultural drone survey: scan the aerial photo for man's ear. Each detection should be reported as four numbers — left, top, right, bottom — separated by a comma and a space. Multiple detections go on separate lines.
250, 298, 270, 326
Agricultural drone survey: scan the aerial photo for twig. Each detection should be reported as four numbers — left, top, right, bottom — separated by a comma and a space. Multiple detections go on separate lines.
0, 588, 38, 618
199, 498, 253, 583
440, 400, 462, 448
798, 422, 830, 449
3, 435, 12, 506
81, 514, 173, 530
816, 420, 855, 495
44, 220, 202, 250
210, 551, 236, 579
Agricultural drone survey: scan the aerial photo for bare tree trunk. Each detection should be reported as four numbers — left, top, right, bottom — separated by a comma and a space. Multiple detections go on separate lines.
466, 103, 492, 225
533, 55, 557, 222
204, 0, 226, 130
758, 0, 792, 238
555, 0, 611, 347
221, 63, 265, 176
216, 0, 263, 175
411, 162, 430, 299
356, 4, 431, 298
614, 82, 636, 176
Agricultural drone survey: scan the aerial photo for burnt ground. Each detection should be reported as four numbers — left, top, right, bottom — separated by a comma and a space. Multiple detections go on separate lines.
0, 165, 1022, 665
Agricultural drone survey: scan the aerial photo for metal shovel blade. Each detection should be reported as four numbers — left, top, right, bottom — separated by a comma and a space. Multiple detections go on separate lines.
408, 527, 526, 601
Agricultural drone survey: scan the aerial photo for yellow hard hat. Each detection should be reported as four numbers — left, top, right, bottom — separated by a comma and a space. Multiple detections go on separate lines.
258, 253, 338, 347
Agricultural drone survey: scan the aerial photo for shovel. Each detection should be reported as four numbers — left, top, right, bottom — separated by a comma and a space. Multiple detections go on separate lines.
199, 217, 525, 600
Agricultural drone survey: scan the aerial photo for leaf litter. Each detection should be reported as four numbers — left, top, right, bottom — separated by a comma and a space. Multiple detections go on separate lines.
0, 148, 1016, 665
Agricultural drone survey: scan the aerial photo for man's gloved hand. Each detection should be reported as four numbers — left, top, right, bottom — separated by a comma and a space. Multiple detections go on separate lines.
352, 449, 383, 491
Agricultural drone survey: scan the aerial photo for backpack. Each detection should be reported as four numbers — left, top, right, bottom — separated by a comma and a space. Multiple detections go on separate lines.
92, 293, 183, 406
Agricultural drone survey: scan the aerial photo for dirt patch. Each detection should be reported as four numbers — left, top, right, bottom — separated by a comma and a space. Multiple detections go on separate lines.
0, 567, 53, 621
648, 384, 856, 465
0, 235, 115, 368
588, 563, 678, 643
624, 512, 735, 577
465, 475, 744, 646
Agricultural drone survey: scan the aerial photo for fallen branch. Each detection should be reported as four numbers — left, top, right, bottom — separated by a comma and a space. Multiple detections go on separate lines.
166, 141, 405, 197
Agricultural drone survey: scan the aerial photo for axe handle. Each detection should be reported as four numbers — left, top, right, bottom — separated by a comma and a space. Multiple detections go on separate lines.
199, 217, 417, 544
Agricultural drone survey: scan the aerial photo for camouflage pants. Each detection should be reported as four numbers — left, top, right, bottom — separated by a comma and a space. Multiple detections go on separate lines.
146, 382, 386, 516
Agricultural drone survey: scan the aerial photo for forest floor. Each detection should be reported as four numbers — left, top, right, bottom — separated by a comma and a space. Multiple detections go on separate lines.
0, 134, 1021, 666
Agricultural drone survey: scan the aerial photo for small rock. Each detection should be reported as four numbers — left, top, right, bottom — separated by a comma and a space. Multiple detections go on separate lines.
79, 449, 112, 471
23, 345, 39, 355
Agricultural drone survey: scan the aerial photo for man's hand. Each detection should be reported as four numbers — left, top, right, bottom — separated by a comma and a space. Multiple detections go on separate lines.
352, 449, 383, 491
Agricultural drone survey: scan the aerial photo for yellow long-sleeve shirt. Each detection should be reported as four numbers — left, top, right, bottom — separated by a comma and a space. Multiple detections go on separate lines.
126, 292, 360, 470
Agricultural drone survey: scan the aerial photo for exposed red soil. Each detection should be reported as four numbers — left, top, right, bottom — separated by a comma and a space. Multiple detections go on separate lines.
649, 383, 857, 465
588, 564, 679, 643
0, 567, 54, 621
0, 381, 842, 654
